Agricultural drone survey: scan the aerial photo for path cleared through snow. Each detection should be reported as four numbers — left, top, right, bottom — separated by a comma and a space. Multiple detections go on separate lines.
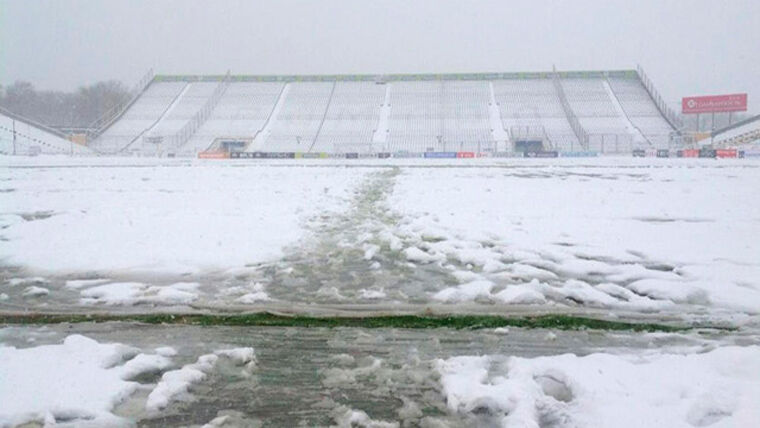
1, 157, 759, 326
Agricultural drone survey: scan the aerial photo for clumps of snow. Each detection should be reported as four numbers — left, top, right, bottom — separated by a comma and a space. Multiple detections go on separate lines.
214, 347, 255, 366
493, 285, 546, 305
146, 347, 255, 412
378, 229, 404, 252
6, 277, 47, 287
331, 405, 399, 428
502, 264, 558, 281
22, 286, 49, 297
80, 282, 147, 305
436, 346, 760, 427
146, 354, 217, 412
155, 346, 177, 357
626, 278, 709, 304
0, 335, 173, 427
359, 288, 387, 299
404, 246, 445, 264
143, 282, 200, 305
78, 281, 201, 306
64, 278, 110, 289
451, 269, 482, 284
363, 243, 380, 260
0, 293, 8, 300
559, 279, 622, 307
433, 279, 493, 302
235, 282, 270, 304
316, 286, 347, 300
322, 357, 384, 388
149, 287, 198, 305
201, 410, 261, 428
236, 292, 271, 304
119, 353, 173, 380
388, 165, 760, 315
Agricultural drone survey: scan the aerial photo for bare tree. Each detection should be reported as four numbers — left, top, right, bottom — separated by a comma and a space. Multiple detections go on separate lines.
0, 80, 130, 129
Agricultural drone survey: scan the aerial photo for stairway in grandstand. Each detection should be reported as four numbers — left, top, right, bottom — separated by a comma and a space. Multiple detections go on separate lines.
89, 81, 189, 154
493, 77, 578, 151
188, 82, 284, 154
86, 70, 678, 157
607, 76, 675, 149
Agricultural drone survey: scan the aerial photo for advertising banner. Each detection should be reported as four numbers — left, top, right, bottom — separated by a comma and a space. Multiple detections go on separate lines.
231, 152, 295, 159
423, 152, 458, 159
698, 149, 717, 158
392, 152, 422, 158
561, 151, 599, 158
523, 151, 559, 158
198, 151, 230, 159
715, 149, 738, 159
682, 94, 748, 114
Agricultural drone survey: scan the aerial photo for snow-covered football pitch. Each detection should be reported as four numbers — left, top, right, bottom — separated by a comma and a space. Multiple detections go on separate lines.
1, 155, 759, 427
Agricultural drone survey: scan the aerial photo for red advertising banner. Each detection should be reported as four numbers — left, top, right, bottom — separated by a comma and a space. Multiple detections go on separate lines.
716, 149, 738, 159
682, 94, 747, 114
197, 151, 230, 159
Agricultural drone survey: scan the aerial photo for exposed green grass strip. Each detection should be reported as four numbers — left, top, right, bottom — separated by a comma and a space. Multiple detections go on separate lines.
0, 312, 691, 332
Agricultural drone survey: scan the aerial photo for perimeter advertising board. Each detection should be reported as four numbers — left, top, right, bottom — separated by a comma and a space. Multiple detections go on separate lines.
682, 94, 747, 114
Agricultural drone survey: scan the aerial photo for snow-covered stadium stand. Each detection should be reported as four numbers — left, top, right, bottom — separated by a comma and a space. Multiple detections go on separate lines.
178, 82, 284, 155
83, 70, 678, 156
493, 78, 579, 151
90, 81, 188, 154
1, 108, 91, 155
127, 82, 219, 154
608, 77, 676, 148
711, 114, 760, 149
386, 81, 494, 152
254, 82, 334, 152
311, 82, 385, 153
441, 81, 493, 152
561, 78, 634, 152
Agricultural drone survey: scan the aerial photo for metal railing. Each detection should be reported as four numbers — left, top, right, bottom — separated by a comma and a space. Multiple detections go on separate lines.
551, 69, 590, 150
87, 69, 155, 140
636, 65, 683, 130
165, 70, 232, 152
587, 133, 635, 153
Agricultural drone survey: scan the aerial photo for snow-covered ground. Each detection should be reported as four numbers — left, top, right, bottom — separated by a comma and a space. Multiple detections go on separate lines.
437, 346, 760, 427
0, 160, 364, 274
1, 324, 758, 427
388, 161, 760, 318
0, 333, 254, 427
1, 156, 759, 323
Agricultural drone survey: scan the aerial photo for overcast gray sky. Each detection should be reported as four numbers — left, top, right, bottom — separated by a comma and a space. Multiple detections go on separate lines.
1, 0, 758, 112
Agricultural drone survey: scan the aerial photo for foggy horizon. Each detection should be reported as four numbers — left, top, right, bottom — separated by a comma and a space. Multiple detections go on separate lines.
1, 0, 758, 113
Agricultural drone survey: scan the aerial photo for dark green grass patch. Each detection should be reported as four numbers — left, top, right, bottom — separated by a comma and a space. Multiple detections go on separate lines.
0, 312, 693, 332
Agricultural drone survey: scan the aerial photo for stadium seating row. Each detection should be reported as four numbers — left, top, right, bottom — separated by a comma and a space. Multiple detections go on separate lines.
91, 76, 677, 156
